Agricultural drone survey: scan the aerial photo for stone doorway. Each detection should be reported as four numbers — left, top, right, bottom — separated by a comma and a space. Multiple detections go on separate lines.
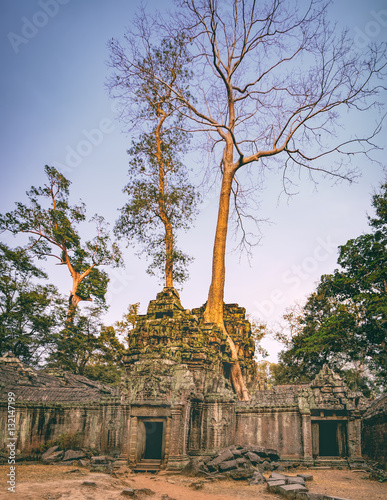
312, 421, 347, 457
136, 418, 165, 462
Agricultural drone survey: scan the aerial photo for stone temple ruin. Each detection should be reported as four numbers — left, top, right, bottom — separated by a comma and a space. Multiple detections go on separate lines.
0, 287, 384, 470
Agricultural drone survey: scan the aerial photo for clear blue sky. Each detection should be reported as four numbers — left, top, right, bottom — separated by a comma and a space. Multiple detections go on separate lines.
1, 0, 386, 361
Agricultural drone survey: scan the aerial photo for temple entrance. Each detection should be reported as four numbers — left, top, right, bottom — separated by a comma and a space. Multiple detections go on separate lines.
312, 421, 347, 457
136, 418, 165, 463
144, 421, 163, 459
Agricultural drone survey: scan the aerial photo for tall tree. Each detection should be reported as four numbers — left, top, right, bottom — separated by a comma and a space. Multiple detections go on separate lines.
108, 32, 199, 287
278, 182, 387, 392
135, 0, 385, 400
108, 1, 385, 400
0, 243, 63, 365
0, 166, 122, 325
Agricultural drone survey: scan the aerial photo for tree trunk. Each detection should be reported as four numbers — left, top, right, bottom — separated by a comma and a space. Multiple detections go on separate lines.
155, 107, 174, 289
65, 276, 92, 327
203, 166, 250, 401
164, 220, 174, 288
66, 293, 82, 327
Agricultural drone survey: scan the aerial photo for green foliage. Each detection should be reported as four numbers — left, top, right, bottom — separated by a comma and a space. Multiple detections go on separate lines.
116, 129, 199, 284
114, 302, 140, 343
277, 183, 387, 393
55, 431, 82, 451
83, 363, 123, 386
0, 243, 64, 365
109, 33, 199, 286
49, 306, 125, 380
0, 166, 122, 314
247, 315, 269, 358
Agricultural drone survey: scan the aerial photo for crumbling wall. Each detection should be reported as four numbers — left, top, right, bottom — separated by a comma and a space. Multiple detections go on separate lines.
362, 394, 387, 467
235, 406, 303, 458
0, 402, 121, 455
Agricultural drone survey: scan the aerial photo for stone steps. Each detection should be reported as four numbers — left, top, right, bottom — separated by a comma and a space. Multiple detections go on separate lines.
132, 459, 162, 472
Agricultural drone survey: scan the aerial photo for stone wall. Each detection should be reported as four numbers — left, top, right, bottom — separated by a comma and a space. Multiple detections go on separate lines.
0, 290, 374, 469
0, 402, 121, 455
235, 407, 304, 459
0, 352, 121, 457
362, 394, 387, 467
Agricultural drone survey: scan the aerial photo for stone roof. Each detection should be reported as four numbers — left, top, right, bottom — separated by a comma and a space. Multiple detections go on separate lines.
0, 352, 119, 404
362, 393, 387, 421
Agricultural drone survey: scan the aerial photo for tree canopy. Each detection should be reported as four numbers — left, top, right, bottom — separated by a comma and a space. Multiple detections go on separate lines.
109, 32, 199, 287
0, 166, 122, 324
0, 243, 62, 365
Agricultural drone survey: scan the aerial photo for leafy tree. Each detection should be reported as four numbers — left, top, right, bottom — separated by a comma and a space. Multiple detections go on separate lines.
83, 325, 126, 385
277, 183, 387, 393
112, 0, 385, 400
114, 302, 140, 344
50, 305, 125, 383
109, 33, 199, 287
0, 243, 63, 365
0, 166, 122, 325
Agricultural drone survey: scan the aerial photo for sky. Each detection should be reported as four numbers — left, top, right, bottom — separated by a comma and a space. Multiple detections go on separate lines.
0, 0, 386, 362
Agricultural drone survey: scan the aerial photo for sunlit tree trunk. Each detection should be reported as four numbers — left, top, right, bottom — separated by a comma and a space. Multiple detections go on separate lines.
64, 258, 93, 327
155, 107, 175, 288
204, 163, 250, 401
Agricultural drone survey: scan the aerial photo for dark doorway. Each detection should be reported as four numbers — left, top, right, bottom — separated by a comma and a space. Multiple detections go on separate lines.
144, 421, 163, 459
319, 421, 338, 456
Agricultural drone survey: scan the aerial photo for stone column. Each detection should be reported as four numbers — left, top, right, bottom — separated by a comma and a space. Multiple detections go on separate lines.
301, 411, 313, 463
127, 416, 137, 466
167, 405, 189, 470
118, 405, 131, 462
347, 415, 363, 462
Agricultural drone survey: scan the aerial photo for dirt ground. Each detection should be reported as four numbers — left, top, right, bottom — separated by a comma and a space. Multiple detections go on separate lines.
1, 463, 386, 500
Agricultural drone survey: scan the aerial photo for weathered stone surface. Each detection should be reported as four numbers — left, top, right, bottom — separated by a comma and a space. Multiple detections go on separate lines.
227, 467, 256, 480
297, 473, 313, 481
63, 450, 86, 461
236, 457, 248, 466
91, 455, 110, 464
267, 479, 286, 492
0, 302, 369, 474
245, 451, 262, 464
286, 476, 305, 485
248, 446, 268, 458
362, 394, 387, 468
42, 450, 64, 462
278, 483, 309, 496
248, 471, 266, 485
41, 446, 59, 461
270, 472, 287, 480
219, 459, 238, 471
211, 449, 234, 465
